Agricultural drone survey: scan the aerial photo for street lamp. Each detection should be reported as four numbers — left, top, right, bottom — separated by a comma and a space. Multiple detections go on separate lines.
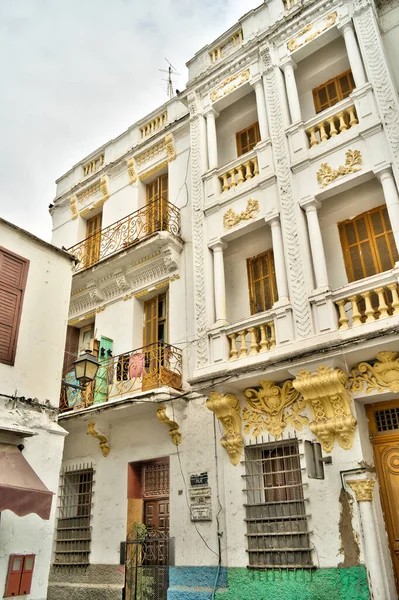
73, 349, 100, 386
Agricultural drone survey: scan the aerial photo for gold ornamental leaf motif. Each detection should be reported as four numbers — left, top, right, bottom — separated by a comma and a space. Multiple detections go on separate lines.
349, 351, 399, 394
317, 149, 363, 188
243, 380, 308, 439
286, 12, 337, 52
210, 70, 250, 103
206, 392, 243, 465
223, 199, 259, 229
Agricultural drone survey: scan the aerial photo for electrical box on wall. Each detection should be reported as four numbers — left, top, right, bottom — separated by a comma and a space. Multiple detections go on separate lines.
304, 440, 331, 479
4, 554, 35, 597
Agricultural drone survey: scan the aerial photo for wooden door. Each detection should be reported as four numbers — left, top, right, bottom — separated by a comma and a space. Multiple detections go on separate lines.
366, 400, 399, 592
93, 336, 113, 404
85, 214, 102, 267
144, 499, 170, 535
146, 175, 168, 234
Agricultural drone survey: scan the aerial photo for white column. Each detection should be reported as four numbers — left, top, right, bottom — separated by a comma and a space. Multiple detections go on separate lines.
348, 480, 387, 600
204, 109, 219, 170
377, 167, 399, 257
209, 239, 228, 323
338, 20, 367, 88
266, 215, 289, 302
253, 77, 270, 140
199, 114, 208, 174
281, 58, 302, 124
301, 198, 329, 290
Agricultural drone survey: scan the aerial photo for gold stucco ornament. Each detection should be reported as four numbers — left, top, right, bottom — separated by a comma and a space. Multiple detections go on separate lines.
350, 351, 399, 394
156, 404, 182, 446
243, 380, 308, 439
223, 199, 259, 229
206, 392, 243, 466
316, 149, 363, 188
87, 421, 110, 457
347, 479, 375, 502
293, 366, 357, 453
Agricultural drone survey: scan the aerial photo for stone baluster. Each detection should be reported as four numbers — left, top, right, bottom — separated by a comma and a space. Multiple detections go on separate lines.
238, 331, 248, 358
236, 165, 245, 184
228, 334, 238, 360
361, 291, 375, 323
252, 158, 259, 176
349, 295, 362, 326
259, 324, 269, 352
269, 322, 276, 349
221, 173, 229, 192
327, 116, 338, 137
337, 112, 348, 132
308, 127, 318, 147
229, 170, 237, 188
318, 122, 328, 142
387, 283, 399, 315
348, 107, 358, 128
248, 327, 259, 356
244, 161, 253, 180
375, 287, 389, 318
336, 300, 349, 330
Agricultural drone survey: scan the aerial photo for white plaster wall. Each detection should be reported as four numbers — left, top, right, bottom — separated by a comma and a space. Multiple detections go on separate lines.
94, 300, 135, 357
296, 36, 350, 122
380, 5, 399, 93
0, 222, 73, 403
216, 92, 258, 167
224, 225, 273, 323
318, 177, 386, 290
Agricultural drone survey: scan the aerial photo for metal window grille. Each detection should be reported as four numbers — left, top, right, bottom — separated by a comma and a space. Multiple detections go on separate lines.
143, 463, 169, 498
244, 440, 312, 569
54, 464, 94, 567
375, 407, 399, 432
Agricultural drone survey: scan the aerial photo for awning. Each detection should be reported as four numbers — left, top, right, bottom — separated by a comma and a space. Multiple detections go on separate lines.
0, 443, 53, 520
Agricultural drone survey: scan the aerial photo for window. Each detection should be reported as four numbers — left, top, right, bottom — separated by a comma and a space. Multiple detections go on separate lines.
236, 122, 260, 157
85, 213, 102, 268
146, 175, 169, 234
338, 205, 398, 282
247, 250, 278, 314
244, 440, 312, 569
0, 247, 29, 366
4, 554, 35, 597
313, 70, 355, 114
54, 465, 94, 567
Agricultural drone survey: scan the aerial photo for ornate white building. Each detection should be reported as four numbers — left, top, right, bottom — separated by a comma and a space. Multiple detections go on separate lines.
49, 0, 399, 598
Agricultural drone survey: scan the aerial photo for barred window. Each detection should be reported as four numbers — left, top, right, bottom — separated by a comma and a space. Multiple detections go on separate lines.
244, 441, 312, 569
54, 465, 94, 567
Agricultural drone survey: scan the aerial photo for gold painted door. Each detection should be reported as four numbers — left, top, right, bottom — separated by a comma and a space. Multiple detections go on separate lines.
85, 214, 102, 267
367, 401, 399, 593
146, 175, 168, 234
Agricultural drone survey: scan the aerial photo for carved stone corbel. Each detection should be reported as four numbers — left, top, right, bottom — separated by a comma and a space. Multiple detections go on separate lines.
206, 392, 243, 466
165, 134, 176, 162
350, 351, 399, 394
293, 366, 357, 453
88, 283, 104, 303
161, 246, 179, 273
127, 157, 137, 184
87, 421, 110, 457
156, 404, 182, 446
70, 195, 79, 220
114, 270, 130, 292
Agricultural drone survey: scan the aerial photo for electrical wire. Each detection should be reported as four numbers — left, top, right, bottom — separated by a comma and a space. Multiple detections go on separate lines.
0, 392, 58, 413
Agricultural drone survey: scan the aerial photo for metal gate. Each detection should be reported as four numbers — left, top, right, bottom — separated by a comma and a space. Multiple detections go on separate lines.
125, 529, 170, 600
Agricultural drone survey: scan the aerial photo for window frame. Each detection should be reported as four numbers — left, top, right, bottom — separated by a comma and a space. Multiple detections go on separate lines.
236, 122, 261, 157
312, 69, 355, 114
338, 204, 398, 283
0, 246, 29, 366
247, 250, 278, 315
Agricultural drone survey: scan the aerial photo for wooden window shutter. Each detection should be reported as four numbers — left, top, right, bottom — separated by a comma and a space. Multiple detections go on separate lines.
143, 297, 158, 346
0, 247, 29, 366
19, 555, 35, 595
236, 122, 260, 156
4, 555, 24, 597
247, 250, 278, 315
338, 205, 399, 283
63, 325, 80, 376
312, 69, 355, 114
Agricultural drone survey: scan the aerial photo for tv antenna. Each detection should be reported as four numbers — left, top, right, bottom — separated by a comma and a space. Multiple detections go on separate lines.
159, 58, 180, 100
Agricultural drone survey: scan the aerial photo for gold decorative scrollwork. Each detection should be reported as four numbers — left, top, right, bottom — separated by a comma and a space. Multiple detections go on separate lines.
127, 158, 137, 184
206, 392, 243, 466
347, 479, 375, 502
293, 366, 357, 453
243, 380, 309, 438
317, 150, 363, 188
87, 421, 110, 457
156, 404, 182, 446
70, 195, 78, 220
287, 12, 337, 52
223, 199, 259, 229
165, 134, 176, 162
349, 351, 399, 393
210, 70, 250, 102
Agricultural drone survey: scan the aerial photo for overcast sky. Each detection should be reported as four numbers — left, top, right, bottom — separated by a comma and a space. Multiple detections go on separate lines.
0, 0, 261, 241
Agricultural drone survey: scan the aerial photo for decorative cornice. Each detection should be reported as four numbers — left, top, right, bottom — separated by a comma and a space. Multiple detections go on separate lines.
348, 479, 375, 502
243, 380, 308, 439
206, 392, 243, 465
293, 366, 357, 453
210, 69, 250, 102
223, 199, 259, 229
156, 404, 182, 446
136, 140, 165, 167
350, 351, 399, 394
287, 12, 337, 52
316, 150, 363, 188
87, 421, 110, 457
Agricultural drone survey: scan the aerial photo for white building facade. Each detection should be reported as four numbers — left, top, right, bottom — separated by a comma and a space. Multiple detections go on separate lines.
49, 0, 399, 598
0, 219, 73, 600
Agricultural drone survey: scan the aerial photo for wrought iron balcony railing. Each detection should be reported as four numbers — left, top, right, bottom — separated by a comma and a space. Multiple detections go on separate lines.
68, 198, 181, 273
60, 342, 182, 413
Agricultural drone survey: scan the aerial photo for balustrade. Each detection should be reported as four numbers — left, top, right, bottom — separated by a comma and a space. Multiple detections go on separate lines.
60, 342, 183, 412
284, 0, 299, 9
335, 282, 399, 330
306, 105, 358, 148
68, 198, 180, 272
219, 157, 259, 193
227, 320, 275, 361
140, 112, 167, 138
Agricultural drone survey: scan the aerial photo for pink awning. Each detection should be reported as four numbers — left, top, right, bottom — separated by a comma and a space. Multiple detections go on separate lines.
0, 443, 53, 520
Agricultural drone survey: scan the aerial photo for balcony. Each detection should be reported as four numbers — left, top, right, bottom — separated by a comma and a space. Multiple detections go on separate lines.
68, 198, 181, 273
60, 342, 183, 413
219, 155, 259, 193
332, 274, 399, 330
305, 101, 358, 148
226, 313, 276, 360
